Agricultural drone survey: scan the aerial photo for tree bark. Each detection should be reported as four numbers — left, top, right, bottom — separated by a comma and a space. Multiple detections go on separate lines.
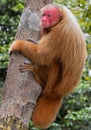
0, 0, 53, 130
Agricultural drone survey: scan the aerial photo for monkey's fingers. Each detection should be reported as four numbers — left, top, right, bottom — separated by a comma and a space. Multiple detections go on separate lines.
8, 41, 19, 55
19, 63, 34, 73
19, 65, 28, 73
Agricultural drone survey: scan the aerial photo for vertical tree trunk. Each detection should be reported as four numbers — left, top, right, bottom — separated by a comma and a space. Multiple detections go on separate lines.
0, 0, 53, 130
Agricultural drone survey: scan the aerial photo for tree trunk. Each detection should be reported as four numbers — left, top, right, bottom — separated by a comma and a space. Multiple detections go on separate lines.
0, 0, 53, 130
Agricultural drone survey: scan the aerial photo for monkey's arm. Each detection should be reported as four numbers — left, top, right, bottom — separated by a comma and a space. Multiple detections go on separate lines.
9, 40, 55, 65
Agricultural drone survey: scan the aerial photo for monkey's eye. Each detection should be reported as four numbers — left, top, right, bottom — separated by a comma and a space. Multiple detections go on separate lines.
42, 14, 45, 17
47, 14, 51, 17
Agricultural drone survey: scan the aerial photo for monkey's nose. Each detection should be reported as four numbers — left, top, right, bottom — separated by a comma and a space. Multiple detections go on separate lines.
41, 16, 47, 22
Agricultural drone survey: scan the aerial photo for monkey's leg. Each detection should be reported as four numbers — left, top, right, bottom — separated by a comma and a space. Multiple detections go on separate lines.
42, 63, 60, 96
20, 63, 43, 86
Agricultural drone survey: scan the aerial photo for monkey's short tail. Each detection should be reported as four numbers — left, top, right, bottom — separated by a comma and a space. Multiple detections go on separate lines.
32, 95, 62, 129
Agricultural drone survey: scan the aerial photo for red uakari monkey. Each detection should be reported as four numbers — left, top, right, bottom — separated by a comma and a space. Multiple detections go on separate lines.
9, 4, 87, 129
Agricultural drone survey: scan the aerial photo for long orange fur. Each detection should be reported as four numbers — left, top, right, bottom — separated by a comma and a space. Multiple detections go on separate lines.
9, 4, 87, 129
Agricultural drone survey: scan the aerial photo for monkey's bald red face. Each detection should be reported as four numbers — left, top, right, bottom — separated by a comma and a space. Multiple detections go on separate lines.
40, 7, 60, 29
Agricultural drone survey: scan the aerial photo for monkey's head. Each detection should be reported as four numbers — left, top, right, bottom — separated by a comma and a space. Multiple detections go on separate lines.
40, 4, 63, 29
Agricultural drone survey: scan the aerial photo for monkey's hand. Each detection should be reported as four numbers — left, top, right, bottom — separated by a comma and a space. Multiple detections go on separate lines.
9, 40, 22, 54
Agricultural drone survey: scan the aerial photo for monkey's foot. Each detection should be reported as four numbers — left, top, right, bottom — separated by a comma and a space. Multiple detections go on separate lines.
19, 63, 34, 73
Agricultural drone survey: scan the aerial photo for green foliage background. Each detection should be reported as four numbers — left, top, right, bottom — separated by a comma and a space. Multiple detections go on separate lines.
0, 0, 91, 130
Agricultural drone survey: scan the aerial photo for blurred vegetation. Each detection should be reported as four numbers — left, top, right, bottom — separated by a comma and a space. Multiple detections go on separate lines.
0, 0, 91, 130
0, 0, 24, 86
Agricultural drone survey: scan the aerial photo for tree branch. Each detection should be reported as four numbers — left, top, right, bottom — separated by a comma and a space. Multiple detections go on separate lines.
0, 0, 53, 129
